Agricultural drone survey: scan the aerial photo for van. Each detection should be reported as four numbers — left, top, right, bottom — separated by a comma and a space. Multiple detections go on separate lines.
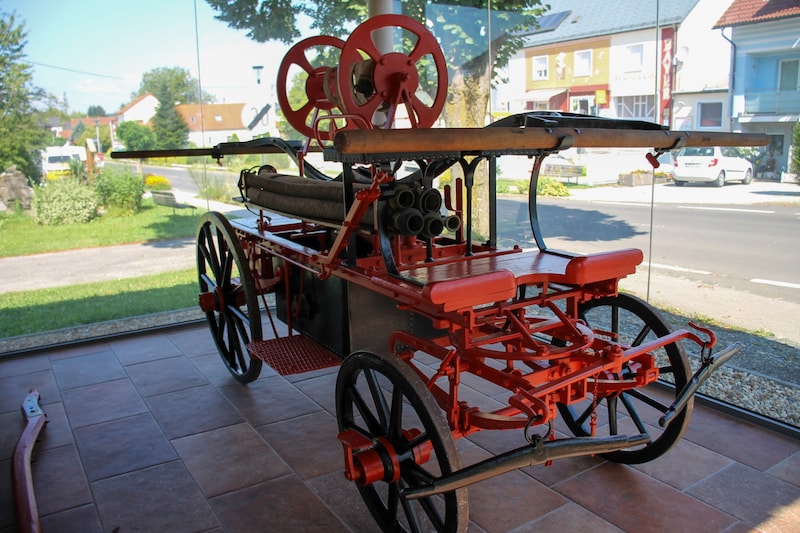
41, 146, 87, 180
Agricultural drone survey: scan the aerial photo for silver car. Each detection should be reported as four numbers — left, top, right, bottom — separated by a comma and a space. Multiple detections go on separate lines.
673, 146, 753, 187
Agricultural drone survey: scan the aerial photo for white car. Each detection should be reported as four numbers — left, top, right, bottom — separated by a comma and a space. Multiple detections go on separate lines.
673, 146, 753, 187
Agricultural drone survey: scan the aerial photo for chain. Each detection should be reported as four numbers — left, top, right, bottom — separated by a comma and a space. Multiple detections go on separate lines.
590, 374, 599, 437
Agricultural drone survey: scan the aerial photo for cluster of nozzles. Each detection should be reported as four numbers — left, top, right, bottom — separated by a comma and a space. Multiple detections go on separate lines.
388, 185, 460, 239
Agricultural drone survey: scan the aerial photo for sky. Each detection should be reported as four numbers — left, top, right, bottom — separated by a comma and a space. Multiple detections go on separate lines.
2, 0, 299, 114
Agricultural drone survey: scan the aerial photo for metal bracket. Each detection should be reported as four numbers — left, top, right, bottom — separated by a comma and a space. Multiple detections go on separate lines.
646, 136, 686, 168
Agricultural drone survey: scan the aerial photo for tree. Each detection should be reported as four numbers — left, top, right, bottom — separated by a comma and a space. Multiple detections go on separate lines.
116, 121, 156, 152
132, 66, 215, 105
87, 105, 106, 117
0, 12, 57, 180
151, 84, 189, 150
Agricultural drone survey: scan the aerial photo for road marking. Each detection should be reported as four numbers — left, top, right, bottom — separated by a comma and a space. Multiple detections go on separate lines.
678, 206, 774, 214
642, 262, 711, 275
750, 279, 800, 290
592, 201, 654, 207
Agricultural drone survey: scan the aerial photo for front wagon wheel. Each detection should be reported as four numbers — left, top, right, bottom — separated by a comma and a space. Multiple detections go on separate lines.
558, 294, 692, 464
197, 212, 262, 384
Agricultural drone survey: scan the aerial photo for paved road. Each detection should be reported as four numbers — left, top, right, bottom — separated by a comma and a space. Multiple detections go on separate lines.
1, 179, 798, 345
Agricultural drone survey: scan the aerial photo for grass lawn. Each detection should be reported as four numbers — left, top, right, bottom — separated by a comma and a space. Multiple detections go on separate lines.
0, 199, 201, 257
0, 268, 199, 338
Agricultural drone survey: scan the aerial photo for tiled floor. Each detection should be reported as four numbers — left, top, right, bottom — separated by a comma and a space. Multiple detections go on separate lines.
1, 322, 798, 532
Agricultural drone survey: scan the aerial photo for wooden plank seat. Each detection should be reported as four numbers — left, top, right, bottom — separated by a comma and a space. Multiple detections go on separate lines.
244, 170, 368, 226
393, 248, 643, 312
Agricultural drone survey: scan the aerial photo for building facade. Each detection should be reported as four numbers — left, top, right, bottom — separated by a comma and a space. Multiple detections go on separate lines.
714, 0, 800, 177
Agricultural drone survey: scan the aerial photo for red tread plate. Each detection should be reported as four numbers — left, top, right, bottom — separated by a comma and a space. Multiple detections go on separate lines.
248, 336, 342, 376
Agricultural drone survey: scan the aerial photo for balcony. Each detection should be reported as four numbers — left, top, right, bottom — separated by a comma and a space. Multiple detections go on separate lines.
744, 88, 800, 114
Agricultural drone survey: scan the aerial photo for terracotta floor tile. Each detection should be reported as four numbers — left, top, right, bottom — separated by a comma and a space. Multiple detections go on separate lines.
510, 502, 623, 532
60, 378, 147, 428
91, 461, 220, 532
44, 341, 111, 361
257, 410, 342, 480
307, 470, 383, 532
188, 352, 247, 387
165, 325, 217, 357
210, 475, 350, 532
173, 422, 290, 497
0, 369, 60, 414
218, 375, 322, 427
684, 405, 800, 471
291, 371, 339, 415
39, 504, 103, 533
145, 384, 244, 439
126, 355, 209, 397
51, 351, 125, 390
767, 450, 800, 488
0, 459, 13, 528
109, 333, 182, 366
34, 402, 74, 452
460, 446, 569, 533
554, 462, 736, 532
632, 437, 733, 490
687, 462, 800, 532
31, 445, 93, 517
73, 413, 177, 481
0, 353, 50, 379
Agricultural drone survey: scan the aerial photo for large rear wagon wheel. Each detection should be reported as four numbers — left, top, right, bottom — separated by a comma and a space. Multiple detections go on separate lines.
197, 212, 262, 384
558, 294, 692, 464
336, 351, 468, 532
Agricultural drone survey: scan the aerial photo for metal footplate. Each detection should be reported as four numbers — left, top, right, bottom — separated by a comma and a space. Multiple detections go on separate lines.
248, 335, 342, 376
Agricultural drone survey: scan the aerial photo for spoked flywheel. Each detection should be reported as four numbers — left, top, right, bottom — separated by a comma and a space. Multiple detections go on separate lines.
558, 294, 692, 464
197, 212, 262, 384
336, 351, 468, 532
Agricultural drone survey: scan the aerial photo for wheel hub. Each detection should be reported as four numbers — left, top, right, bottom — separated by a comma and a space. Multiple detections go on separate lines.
338, 428, 431, 486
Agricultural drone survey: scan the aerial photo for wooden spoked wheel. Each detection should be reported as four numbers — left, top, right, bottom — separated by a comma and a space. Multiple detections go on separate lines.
197, 212, 262, 384
336, 351, 468, 532
558, 294, 692, 464
276, 35, 348, 140
337, 14, 448, 129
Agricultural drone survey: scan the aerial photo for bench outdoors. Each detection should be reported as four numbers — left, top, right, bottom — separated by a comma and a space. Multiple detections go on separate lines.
151, 191, 196, 213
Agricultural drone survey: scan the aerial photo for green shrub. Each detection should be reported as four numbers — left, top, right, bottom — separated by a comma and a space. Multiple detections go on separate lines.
536, 177, 569, 197
144, 174, 171, 190
95, 168, 145, 215
33, 179, 98, 225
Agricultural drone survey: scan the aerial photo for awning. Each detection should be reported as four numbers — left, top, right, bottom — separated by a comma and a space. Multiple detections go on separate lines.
521, 88, 567, 102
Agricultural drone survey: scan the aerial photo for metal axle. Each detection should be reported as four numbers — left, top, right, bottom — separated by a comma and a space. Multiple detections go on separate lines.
402, 432, 650, 500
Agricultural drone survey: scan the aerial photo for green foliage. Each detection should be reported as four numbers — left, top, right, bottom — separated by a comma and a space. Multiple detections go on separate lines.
791, 121, 800, 177
132, 66, 214, 104
33, 179, 98, 225
94, 167, 145, 215
191, 168, 238, 203
152, 89, 189, 150
0, 13, 58, 180
73, 120, 112, 153
87, 105, 106, 117
117, 121, 157, 151
536, 177, 569, 197
68, 157, 88, 182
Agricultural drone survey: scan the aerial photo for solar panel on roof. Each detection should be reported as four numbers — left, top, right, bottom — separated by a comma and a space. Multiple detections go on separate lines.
528, 10, 571, 35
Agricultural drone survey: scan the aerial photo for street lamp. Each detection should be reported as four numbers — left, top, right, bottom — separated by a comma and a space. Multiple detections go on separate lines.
252, 65, 264, 85
94, 119, 101, 153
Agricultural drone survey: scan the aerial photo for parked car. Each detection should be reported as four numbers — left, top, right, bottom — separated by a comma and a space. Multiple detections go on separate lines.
673, 146, 753, 187
655, 151, 675, 180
